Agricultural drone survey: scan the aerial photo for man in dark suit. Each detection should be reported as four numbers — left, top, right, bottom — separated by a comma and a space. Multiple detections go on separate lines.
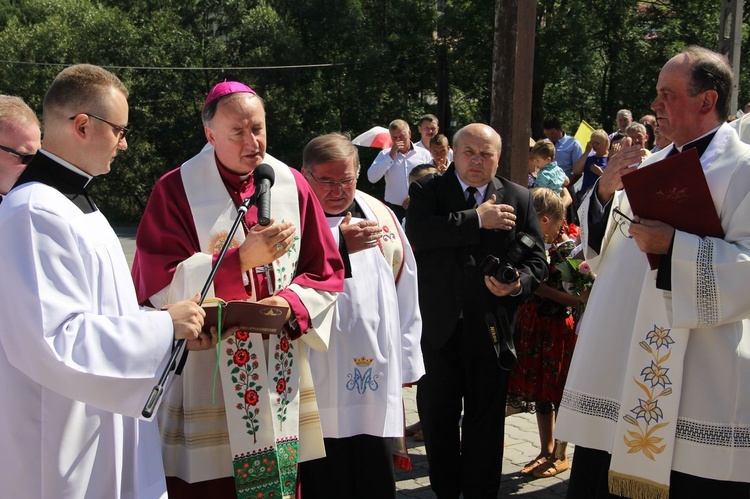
406, 123, 547, 498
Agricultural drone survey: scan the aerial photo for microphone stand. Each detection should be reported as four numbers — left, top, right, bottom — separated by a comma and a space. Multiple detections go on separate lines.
142, 195, 256, 418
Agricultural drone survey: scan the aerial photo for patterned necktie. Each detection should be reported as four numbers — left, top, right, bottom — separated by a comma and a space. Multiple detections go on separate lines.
465, 186, 478, 209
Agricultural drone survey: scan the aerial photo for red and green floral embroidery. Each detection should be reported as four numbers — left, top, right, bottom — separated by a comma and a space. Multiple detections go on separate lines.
276, 438, 299, 497
227, 330, 263, 444
273, 331, 294, 430
233, 441, 298, 499
271, 219, 299, 292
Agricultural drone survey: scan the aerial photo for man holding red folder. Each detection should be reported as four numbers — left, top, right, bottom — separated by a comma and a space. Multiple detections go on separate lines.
557, 46, 750, 498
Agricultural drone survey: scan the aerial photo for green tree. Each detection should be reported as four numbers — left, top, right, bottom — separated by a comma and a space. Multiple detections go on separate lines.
0, 0, 744, 222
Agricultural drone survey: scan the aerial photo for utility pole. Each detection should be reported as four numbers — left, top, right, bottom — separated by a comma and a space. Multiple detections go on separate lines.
718, 0, 743, 114
491, 0, 537, 185
436, 2, 451, 138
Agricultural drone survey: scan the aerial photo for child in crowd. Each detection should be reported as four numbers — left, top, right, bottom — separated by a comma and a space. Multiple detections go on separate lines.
571, 129, 609, 203
401, 164, 438, 215
410, 163, 439, 182
527, 137, 538, 188
428, 134, 451, 174
529, 139, 567, 195
506, 187, 580, 479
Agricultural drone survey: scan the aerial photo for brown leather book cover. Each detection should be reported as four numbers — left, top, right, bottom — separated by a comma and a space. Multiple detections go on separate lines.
202, 298, 288, 335
621, 147, 724, 269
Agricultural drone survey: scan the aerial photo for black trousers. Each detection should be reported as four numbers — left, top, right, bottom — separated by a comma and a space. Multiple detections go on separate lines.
568, 445, 750, 499
298, 434, 396, 499
418, 320, 509, 498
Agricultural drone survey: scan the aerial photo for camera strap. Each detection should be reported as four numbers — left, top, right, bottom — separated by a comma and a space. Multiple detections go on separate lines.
484, 307, 517, 371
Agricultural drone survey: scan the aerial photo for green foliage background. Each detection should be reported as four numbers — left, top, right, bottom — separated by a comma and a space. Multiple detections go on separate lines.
0, 0, 746, 223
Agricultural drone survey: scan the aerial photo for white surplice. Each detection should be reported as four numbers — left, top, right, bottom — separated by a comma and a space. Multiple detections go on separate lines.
149, 149, 336, 487
310, 191, 425, 439
0, 182, 175, 498
557, 123, 750, 485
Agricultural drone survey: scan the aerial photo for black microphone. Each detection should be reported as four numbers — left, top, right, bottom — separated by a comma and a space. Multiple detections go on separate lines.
254, 163, 275, 226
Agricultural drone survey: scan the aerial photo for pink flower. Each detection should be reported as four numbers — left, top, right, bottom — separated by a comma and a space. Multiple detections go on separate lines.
579, 261, 591, 275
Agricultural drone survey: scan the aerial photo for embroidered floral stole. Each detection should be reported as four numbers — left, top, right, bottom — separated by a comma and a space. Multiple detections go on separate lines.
181, 148, 304, 499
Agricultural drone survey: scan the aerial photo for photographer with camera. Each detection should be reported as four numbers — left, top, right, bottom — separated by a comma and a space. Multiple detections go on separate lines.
406, 123, 547, 498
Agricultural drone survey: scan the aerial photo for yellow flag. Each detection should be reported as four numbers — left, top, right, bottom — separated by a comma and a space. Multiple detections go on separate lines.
574, 120, 595, 148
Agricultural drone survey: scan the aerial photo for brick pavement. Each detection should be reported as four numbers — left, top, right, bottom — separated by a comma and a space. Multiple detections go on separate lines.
397, 386, 571, 498
117, 228, 571, 498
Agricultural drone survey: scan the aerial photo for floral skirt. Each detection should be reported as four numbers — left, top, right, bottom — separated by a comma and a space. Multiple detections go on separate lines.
506, 300, 576, 412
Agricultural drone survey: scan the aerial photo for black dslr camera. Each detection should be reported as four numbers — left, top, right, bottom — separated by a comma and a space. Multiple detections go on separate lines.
479, 232, 536, 284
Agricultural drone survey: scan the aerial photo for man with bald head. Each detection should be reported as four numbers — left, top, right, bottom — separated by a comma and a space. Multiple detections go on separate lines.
557, 46, 750, 497
406, 123, 547, 497
0, 95, 40, 200
0, 64, 208, 498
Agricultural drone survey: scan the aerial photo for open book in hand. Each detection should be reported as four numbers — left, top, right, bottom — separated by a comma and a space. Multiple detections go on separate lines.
201, 298, 289, 336
621, 147, 724, 270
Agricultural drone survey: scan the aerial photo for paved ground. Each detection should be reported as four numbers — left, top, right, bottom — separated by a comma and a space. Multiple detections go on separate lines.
397, 386, 571, 498
116, 228, 571, 498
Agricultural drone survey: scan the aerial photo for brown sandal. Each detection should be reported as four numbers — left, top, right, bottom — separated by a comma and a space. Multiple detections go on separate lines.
520, 457, 547, 475
532, 457, 569, 478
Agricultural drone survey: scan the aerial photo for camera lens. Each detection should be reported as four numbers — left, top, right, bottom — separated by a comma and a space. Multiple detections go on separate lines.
499, 266, 518, 283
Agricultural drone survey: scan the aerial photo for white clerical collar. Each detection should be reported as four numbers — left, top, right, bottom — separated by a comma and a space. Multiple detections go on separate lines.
39, 149, 93, 186
673, 124, 722, 153
455, 171, 489, 200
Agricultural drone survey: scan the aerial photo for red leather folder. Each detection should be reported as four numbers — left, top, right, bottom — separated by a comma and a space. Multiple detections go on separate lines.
620, 147, 724, 269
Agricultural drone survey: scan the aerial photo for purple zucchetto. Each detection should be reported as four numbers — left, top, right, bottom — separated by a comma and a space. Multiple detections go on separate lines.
203, 81, 256, 108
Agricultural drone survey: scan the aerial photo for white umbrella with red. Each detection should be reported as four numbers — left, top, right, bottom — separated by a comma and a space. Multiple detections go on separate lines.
352, 126, 392, 149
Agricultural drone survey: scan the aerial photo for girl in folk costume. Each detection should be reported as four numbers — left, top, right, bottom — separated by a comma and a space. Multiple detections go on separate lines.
506, 187, 583, 478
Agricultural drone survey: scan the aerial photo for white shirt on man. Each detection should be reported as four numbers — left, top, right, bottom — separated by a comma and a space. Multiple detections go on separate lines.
367, 143, 432, 206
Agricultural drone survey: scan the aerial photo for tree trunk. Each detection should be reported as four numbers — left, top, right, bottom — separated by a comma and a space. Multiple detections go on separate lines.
491, 0, 537, 185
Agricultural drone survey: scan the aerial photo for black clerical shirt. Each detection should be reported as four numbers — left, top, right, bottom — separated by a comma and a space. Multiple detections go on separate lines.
14, 152, 96, 214
326, 200, 365, 279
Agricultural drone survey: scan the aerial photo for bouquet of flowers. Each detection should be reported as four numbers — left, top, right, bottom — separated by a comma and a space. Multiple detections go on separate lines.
556, 258, 596, 297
